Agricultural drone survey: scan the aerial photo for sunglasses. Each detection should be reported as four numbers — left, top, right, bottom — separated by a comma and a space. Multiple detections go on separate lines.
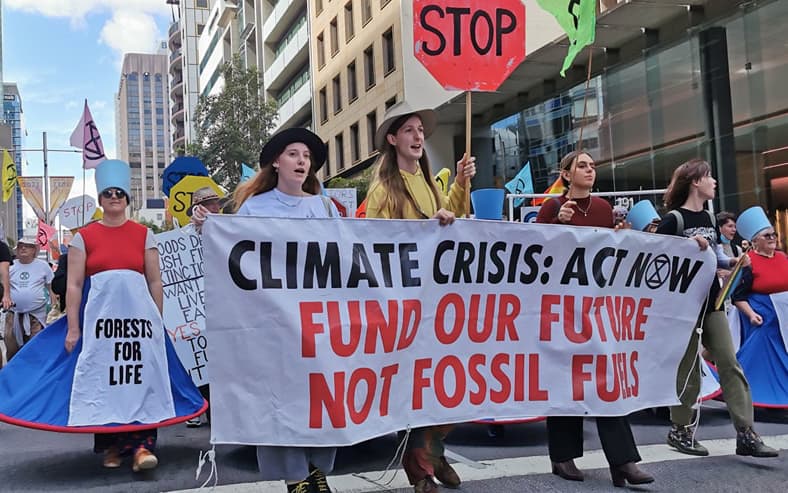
760, 232, 778, 240
101, 188, 128, 199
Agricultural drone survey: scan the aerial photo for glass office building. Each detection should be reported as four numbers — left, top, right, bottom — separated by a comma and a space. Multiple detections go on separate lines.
492, 0, 787, 229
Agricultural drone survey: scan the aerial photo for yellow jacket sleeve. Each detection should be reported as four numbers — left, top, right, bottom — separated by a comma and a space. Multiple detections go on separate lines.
442, 179, 467, 217
365, 183, 392, 219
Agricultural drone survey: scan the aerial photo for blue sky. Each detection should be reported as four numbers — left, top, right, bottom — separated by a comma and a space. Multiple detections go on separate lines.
4, 0, 173, 210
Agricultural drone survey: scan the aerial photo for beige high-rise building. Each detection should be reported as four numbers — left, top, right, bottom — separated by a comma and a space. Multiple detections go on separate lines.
116, 53, 171, 210
311, 0, 406, 181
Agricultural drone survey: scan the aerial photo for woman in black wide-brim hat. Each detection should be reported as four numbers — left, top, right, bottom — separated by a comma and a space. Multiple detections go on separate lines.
193, 127, 339, 493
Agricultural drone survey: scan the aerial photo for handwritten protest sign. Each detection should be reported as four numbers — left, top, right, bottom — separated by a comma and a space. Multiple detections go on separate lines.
156, 227, 208, 387
204, 217, 716, 446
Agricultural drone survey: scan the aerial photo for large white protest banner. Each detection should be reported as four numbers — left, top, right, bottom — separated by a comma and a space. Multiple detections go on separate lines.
203, 216, 716, 446
157, 227, 208, 387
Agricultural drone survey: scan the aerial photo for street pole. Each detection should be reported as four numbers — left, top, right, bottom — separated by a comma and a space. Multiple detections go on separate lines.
43, 132, 51, 262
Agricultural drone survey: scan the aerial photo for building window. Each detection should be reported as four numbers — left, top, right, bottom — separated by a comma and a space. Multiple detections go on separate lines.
364, 44, 376, 89
317, 33, 326, 69
344, 2, 355, 42
347, 61, 358, 102
362, 0, 373, 25
196, 0, 208, 8
366, 111, 377, 155
335, 133, 345, 170
385, 96, 397, 109
382, 28, 395, 75
315, 0, 323, 15
325, 139, 331, 176
333, 75, 342, 114
197, 24, 205, 36
330, 17, 339, 56
350, 123, 360, 163
319, 87, 328, 123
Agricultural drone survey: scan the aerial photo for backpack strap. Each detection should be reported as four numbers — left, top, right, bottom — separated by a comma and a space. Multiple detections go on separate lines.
668, 210, 684, 236
321, 195, 335, 218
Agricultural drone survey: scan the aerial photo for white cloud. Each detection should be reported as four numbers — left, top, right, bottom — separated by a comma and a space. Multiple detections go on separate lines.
7, 1, 170, 64
100, 10, 163, 63
6, 0, 168, 20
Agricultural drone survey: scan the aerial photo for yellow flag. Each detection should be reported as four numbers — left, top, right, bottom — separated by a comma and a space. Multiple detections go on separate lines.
434, 167, 451, 196
2, 149, 18, 202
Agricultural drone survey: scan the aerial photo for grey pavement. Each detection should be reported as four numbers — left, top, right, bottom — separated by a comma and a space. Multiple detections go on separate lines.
0, 402, 786, 492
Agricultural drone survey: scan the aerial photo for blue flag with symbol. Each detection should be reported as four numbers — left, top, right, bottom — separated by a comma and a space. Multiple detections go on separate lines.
505, 162, 534, 208
241, 163, 255, 182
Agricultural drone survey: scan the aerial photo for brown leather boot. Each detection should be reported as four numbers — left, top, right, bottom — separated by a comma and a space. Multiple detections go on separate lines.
433, 455, 460, 488
609, 462, 655, 487
414, 477, 439, 493
551, 460, 584, 481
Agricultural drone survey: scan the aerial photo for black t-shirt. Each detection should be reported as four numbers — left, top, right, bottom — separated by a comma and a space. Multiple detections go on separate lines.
0, 241, 10, 264
656, 208, 719, 312
0, 241, 10, 299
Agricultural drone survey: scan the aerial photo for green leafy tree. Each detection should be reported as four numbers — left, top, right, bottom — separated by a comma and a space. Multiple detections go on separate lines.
187, 55, 279, 190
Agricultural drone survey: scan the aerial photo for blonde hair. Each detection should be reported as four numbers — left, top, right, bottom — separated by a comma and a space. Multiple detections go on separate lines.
369, 114, 442, 219
232, 153, 321, 212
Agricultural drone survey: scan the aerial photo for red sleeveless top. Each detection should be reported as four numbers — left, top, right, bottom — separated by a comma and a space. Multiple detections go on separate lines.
748, 250, 788, 295
79, 221, 149, 276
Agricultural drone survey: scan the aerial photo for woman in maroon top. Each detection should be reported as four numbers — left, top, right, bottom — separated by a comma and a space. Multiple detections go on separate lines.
536, 150, 654, 487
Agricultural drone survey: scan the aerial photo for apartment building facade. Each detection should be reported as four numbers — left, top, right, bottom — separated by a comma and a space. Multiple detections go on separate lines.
167, 0, 212, 150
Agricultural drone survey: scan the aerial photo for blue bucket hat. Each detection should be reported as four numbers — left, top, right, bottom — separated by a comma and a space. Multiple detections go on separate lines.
95, 159, 131, 198
627, 200, 660, 231
736, 206, 772, 241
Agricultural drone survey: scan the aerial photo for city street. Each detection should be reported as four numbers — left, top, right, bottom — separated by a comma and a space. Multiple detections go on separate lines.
2, 401, 786, 492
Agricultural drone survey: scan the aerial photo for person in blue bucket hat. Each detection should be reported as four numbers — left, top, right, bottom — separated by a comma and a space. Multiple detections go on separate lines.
0, 158, 206, 473
730, 207, 788, 408
656, 159, 777, 459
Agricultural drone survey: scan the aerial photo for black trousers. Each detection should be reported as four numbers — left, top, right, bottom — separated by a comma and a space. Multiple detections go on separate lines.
547, 416, 640, 467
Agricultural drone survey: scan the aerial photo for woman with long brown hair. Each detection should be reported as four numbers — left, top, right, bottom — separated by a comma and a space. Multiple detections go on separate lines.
536, 150, 654, 488
366, 104, 475, 493
657, 159, 777, 459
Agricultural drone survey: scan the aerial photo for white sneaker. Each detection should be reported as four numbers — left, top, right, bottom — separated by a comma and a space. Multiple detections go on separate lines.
186, 417, 202, 428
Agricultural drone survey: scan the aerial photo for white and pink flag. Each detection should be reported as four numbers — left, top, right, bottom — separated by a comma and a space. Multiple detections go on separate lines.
70, 99, 106, 169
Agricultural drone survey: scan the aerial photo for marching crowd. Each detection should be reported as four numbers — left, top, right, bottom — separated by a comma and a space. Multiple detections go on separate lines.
0, 102, 786, 493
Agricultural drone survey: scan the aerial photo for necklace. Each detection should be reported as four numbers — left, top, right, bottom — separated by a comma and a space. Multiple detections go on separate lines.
573, 196, 592, 216
273, 189, 304, 207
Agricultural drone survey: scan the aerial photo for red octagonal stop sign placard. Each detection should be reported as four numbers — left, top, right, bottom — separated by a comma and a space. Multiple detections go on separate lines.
414, 0, 526, 92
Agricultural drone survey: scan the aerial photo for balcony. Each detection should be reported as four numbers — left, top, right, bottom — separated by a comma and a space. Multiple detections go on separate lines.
263, 0, 301, 45
169, 48, 183, 70
263, 21, 308, 91
216, 0, 239, 29
171, 103, 185, 124
170, 77, 184, 98
168, 21, 181, 49
275, 79, 311, 131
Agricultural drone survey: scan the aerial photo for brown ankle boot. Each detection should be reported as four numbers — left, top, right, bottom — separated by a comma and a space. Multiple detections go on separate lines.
609, 462, 654, 487
551, 460, 584, 481
433, 455, 460, 488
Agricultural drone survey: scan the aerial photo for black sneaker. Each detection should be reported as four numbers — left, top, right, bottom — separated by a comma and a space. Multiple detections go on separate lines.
736, 427, 779, 458
667, 424, 709, 456
286, 480, 311, 493
308, 465, 330, 493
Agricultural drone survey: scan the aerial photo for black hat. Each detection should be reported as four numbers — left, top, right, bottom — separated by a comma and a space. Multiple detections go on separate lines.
259, 128, 326, 173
